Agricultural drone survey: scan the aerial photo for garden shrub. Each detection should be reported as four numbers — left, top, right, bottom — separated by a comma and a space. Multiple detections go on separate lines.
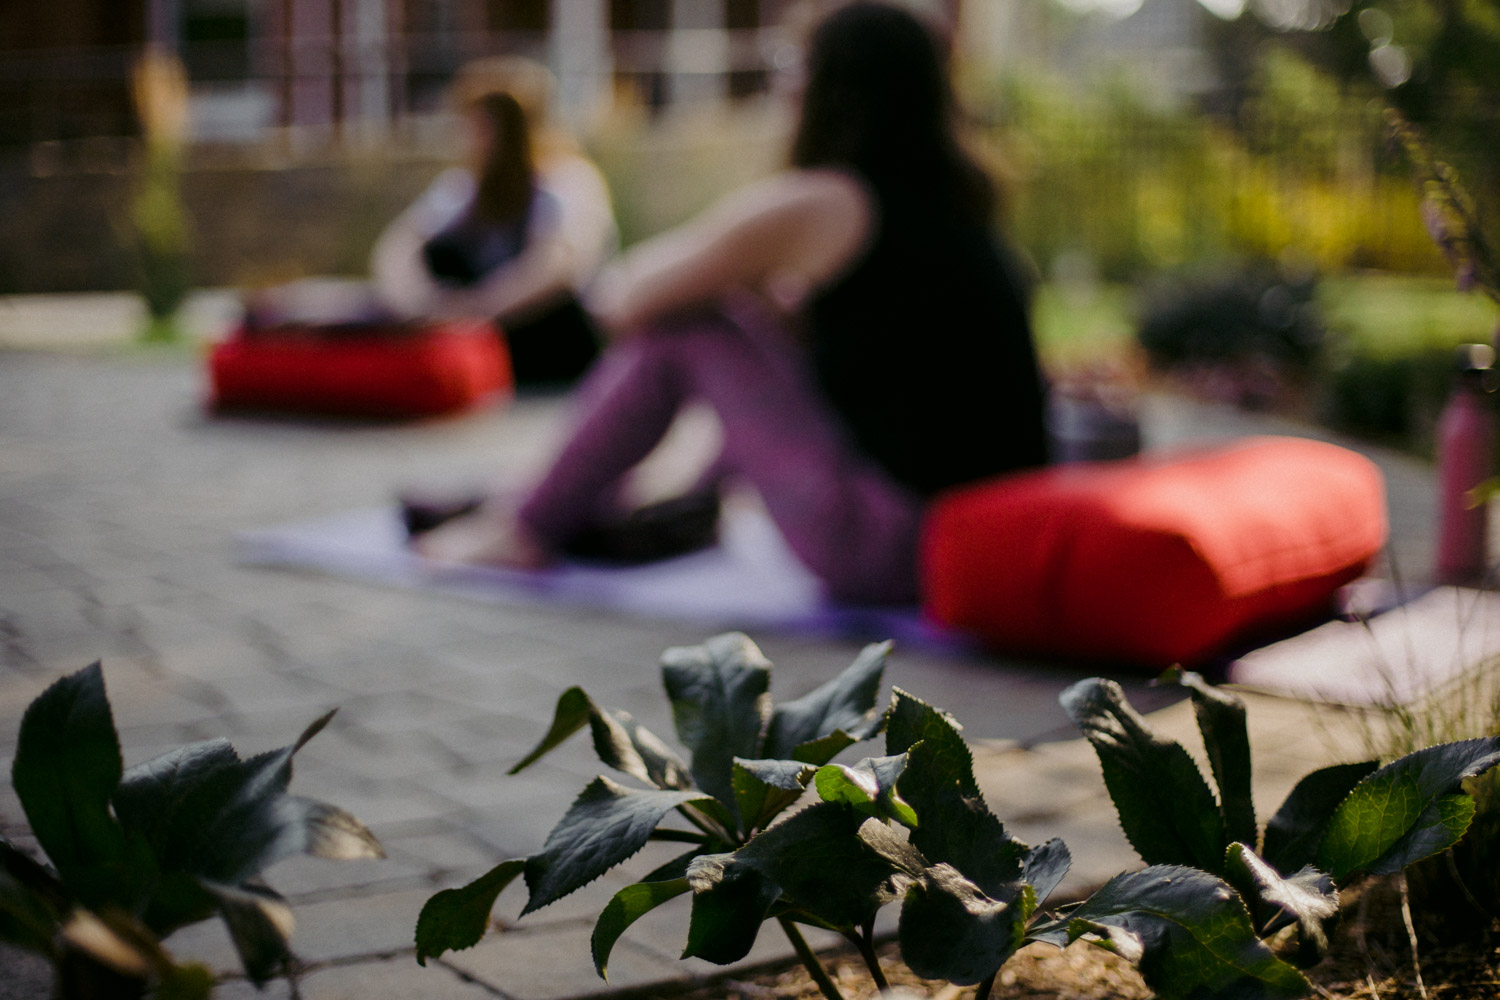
416, 634, 1500, 1000
1, 662, 385, 998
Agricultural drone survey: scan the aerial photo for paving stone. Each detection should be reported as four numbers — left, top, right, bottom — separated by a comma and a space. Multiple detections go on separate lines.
441, 923, 685, 998
299, 955, 499, 999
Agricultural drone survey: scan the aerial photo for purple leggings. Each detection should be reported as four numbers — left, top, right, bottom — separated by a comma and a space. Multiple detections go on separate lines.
516, 303, 924, 604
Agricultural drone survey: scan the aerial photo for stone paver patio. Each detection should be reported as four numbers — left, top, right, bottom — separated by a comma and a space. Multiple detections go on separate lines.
0, 293, 1474, 998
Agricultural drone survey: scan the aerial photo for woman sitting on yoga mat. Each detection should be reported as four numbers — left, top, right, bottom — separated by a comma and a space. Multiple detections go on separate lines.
372, 58, 617, 385
414, 0, 1048, 604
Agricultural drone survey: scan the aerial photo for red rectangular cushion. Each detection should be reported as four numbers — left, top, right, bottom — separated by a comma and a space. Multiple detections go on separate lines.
920, 437, 1388, 666
208, 320, 512, 419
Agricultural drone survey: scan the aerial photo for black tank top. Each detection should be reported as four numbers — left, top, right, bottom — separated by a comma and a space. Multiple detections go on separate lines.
805, 196, 1049, 496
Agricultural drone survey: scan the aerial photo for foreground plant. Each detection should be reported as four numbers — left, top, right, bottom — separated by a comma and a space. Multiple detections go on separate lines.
0, 662, 385, 998
1055, 671, 1500, 997
414, 633, 1071, 1000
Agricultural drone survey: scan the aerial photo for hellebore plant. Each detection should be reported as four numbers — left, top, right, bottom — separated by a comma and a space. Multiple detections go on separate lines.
414, 633, 1071, 1000
415, 635, 1500, 1000
0, 663, 385, 998
1054, 670, 1500, 997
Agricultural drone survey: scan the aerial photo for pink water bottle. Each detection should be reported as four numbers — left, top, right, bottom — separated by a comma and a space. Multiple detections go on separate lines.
1436, 343, 1496, 585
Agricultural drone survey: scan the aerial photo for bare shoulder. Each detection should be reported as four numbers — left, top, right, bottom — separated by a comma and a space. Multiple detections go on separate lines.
720, 168, 869, 225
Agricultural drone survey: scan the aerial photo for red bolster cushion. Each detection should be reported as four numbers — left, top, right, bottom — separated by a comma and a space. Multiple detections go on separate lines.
920, 437, 1388, 666
208, 320, 512, 419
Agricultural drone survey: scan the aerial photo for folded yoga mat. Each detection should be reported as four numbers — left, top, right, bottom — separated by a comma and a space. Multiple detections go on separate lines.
237, 500, 969, 650
1226, 585, 1500, 707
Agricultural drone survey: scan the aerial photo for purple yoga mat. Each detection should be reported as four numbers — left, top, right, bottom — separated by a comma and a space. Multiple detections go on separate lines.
236, 499, 972, 651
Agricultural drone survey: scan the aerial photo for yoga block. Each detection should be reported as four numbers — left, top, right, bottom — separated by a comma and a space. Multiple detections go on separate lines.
208, 321, 512, 419
921, 436, 1387, 666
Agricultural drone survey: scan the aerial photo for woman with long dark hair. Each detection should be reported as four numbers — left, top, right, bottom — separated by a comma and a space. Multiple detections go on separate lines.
415, 2, 1047, 604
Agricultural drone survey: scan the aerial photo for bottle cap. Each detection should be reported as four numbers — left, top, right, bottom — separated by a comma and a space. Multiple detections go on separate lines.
1455, 343, 1497, 391
1457, 343, 1495, 372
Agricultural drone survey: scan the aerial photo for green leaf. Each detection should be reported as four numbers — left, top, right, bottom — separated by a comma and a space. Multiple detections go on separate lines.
0, 868, 61, 958
508, 687, 692, 790
733, 803, 916, 930
11, 663, 129, 906
1223, 843, 1339, 968
523, 777, 714, 915
683, 853, 780, 964
764, 641, 889, 760
415, 858, 526, 964
886, 690, 1029, 896
1033, 865, 1310, 1000
1261, 761, 1379, 875
117, 711, 381, 891
732, 759, 817, 835
592, 877, 691, 980
788, 730, 859, 768
203, 881, 295, 986
814, 753, 918, 828
1060, 678, 1226, 874
661, 633, 774, 820
898, 865, 1036, 986
602, 711, 693, 790
1316, 737, 1500, 881
509, 687, 594, 774
1171, 670, 1257, 848
112, 739, 241, 853
1022, 838, 1073, 908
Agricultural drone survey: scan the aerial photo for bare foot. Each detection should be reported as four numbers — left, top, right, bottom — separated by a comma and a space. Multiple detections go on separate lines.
410, 506, 551, 570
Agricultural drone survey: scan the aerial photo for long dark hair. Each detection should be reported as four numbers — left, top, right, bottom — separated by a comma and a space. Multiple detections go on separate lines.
470, 90, 534, 224
790, 2, 995, 220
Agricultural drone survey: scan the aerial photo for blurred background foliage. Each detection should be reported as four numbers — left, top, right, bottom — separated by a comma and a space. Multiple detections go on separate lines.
5, 0, 1499, 455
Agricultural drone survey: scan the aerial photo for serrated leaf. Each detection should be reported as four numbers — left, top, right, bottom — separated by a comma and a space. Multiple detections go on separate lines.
602, 711, 693, 790
115, 710, 358, 893
509, 687, 595, 774
764, 642, 889, 760
898, 865, 1036, 986
1262, 761, 1380, 874
814, 753, 918, 828
886, 690, 1028, 896
1316, 737, 1500, 881
733, 803, 915, 929
1037, 865, 1310, 1000
523, 777, 713, 915
415, 858, 526, 964
507, 687, 692, 790
661, 633, 774, 821
113, 739, 241, 857
1370, 793, 1475, 877
1224, 843, 1339, 967
1172, 671, 1257, 848
1022, 838, 1072, 908
1060, 678, 1226, 874
732, 759, 817, 835
592, 877, 691, 980
11, 663, 129, 906
203, 881, 295, 985
683, 853, 780, 964
789, 730, 859, 767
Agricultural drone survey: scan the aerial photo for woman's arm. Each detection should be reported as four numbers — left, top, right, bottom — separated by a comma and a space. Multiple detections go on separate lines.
589, 168, 871, 336
373, 158, 620, 323
370, 169, 474, 319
